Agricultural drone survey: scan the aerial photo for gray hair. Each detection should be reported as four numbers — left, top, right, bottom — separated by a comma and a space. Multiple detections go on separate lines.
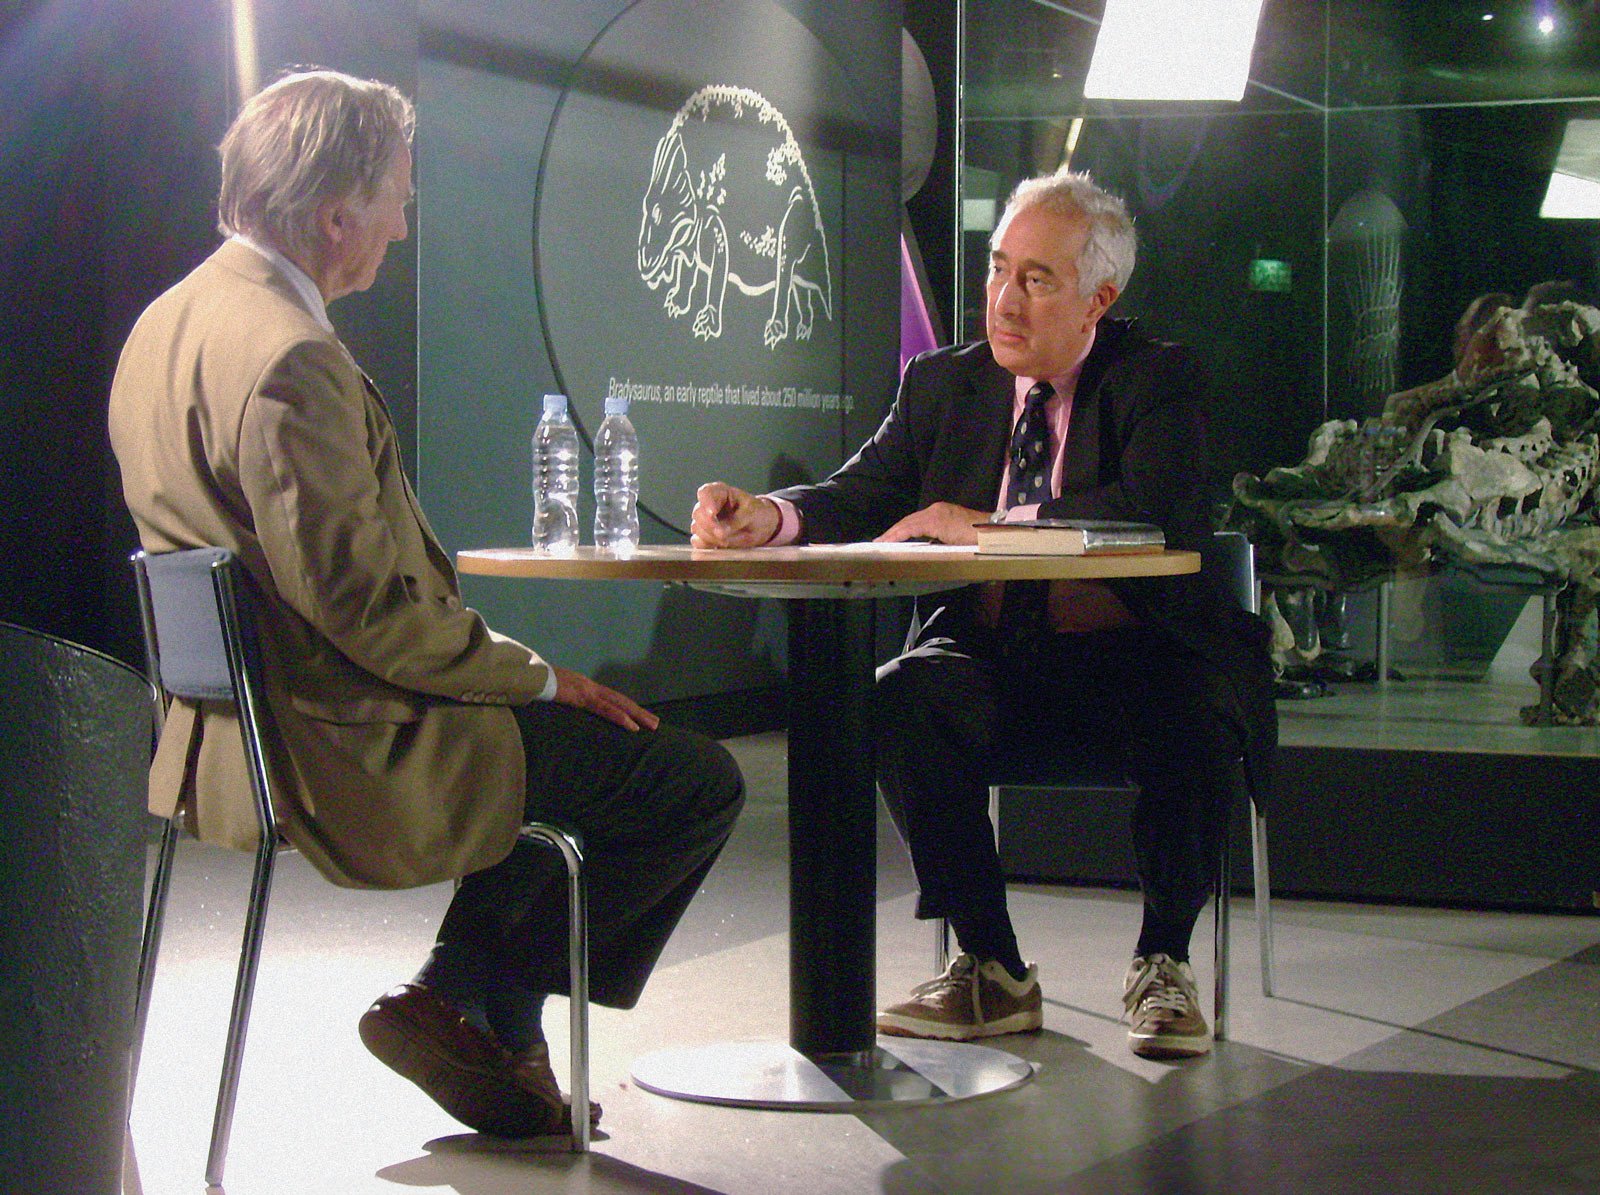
217, 69, 414, 258
996, 170, 1137, 298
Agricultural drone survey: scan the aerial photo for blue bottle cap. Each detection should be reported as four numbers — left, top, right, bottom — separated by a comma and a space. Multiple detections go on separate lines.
542, 393, 567, 417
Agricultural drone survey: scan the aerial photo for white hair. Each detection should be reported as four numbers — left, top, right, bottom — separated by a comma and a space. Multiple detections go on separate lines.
217, 69, 414, 259
995, 170, 1137, 297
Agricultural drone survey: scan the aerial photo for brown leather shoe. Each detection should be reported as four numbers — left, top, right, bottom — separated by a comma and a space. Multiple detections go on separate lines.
359, 983, 579, 1137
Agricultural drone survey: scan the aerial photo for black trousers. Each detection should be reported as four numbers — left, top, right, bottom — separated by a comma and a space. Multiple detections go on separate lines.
424, 702, 744, 1016
872, 619, 1235, 964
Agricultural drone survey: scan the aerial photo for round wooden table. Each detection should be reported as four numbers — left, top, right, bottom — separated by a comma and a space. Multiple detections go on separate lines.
458, 543, 1200, 1109
458, 542, 1199, 591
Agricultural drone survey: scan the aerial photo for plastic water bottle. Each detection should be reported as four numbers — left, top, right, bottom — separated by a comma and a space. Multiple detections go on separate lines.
532, 393, 579, 555
592, 395, 640, 556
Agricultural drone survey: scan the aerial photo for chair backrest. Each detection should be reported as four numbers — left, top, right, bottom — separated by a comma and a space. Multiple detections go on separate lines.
134, 547, 248, 703
1209, 530, 1258, 615
132, 547, 276, 840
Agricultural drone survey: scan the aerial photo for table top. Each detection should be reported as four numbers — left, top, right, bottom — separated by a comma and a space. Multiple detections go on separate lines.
457, 543, 1200, 595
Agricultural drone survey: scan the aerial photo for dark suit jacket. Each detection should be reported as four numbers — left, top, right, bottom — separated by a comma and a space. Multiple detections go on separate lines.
775, 318, 1277, 798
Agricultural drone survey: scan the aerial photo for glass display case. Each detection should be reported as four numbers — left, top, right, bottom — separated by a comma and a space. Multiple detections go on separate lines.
958, 0, 1600, 676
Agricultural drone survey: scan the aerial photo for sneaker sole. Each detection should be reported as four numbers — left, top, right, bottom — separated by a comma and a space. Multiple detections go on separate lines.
876, 1008, 1043, 1041
1128, 1030, 1212, 1059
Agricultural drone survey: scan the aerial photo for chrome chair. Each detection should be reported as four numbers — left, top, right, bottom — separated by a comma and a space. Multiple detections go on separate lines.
933, 530, 1274, 1040
515, 822, 590, 1152
129, 548, 590, 1187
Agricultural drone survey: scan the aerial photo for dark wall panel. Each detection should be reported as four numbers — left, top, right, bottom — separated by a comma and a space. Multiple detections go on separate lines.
1, 0, 229, 662
417, 0, 901, 701
996, 747, 1600, 913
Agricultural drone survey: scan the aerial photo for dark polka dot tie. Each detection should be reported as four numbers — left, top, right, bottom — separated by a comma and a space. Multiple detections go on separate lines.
1000, 381, 1055, 647
1007, 381, 1054, 507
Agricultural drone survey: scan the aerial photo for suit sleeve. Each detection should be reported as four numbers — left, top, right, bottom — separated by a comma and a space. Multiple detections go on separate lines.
771, 352, 939, 542
238, 338, 554, 705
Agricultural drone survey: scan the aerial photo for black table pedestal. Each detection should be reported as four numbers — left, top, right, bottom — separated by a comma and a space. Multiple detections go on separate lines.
787, 597, 879, 1059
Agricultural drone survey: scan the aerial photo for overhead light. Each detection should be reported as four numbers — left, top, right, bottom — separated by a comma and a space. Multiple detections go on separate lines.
1541, 121, 1600, 218
1083, 0, 1266, 102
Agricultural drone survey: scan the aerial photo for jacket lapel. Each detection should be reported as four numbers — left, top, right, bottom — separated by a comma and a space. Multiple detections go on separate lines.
1060, 318, 1132, 493
945, 349, 1017, 510
359, 372, 458, 585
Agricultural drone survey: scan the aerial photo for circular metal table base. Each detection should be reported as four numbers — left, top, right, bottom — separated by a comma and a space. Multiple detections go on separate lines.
630, 1037, 1035, 1111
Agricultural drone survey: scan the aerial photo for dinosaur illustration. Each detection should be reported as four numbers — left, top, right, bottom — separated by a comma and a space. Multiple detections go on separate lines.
637, 85, 833, 349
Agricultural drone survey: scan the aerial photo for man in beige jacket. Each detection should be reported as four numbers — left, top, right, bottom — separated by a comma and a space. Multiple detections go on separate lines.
108, 69, 743, 1139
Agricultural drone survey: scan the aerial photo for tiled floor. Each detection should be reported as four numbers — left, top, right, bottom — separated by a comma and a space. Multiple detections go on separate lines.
122, 727, 1600, 1195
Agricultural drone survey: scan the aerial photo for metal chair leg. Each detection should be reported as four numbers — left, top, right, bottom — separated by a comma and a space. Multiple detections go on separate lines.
133, 548, 292, 1187
1213, 819, 1231, 1043
205, 835, 278, 1188
520, 823, 589, 1153
1251, 801, 1275, 998
129, 815, 181, 1096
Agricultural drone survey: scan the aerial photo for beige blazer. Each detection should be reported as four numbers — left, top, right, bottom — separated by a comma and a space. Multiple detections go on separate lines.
109, 240, 552, 888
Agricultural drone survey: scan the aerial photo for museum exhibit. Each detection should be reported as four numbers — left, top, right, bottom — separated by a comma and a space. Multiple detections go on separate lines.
2, 2, 1598, 1191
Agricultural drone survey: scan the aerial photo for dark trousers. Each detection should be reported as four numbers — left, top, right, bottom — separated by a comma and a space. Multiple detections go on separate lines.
422, 702, 744, 1027
872, 620, 1235, 965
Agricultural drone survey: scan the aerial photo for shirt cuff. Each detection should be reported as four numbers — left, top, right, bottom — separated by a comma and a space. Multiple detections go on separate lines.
1002, 502, 1042, 522
768, 496, 802, 546
533, 662, 558, 702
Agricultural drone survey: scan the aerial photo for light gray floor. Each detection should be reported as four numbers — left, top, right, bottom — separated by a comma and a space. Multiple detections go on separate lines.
124, 730, 1600, 1195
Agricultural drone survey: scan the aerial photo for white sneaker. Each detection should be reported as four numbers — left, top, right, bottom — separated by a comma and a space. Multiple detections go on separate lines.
1122, 954, 1211, 1059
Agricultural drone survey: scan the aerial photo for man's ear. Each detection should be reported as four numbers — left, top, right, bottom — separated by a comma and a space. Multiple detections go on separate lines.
316, 199, 348, 247
1087, 280, 1119, 325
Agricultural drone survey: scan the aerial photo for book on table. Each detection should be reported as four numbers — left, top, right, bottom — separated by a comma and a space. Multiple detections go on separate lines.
973, 518, 1165, 556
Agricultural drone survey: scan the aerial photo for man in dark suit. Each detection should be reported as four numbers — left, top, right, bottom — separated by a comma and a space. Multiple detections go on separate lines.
691, 170, 1274, 1058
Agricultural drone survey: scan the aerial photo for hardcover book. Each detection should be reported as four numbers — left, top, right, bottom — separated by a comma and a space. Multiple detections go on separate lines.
973, 519, 1165, 556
